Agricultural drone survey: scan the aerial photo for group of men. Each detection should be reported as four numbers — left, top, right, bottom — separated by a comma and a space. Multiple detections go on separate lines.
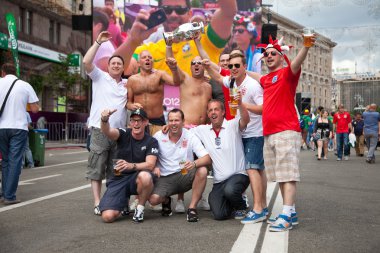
83, 0, 317, 233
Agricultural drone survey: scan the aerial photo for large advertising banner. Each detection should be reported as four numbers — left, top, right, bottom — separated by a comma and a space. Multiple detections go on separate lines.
93, 0, 262, 111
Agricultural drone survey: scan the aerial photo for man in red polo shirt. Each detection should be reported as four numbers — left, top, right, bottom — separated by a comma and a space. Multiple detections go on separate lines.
333, 104, 353, 161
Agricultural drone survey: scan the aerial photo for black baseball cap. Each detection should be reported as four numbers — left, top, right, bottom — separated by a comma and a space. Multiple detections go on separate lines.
130, 108, 148, 119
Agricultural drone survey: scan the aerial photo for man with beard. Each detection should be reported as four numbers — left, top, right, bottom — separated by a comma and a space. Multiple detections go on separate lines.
126, 50, 179, 135
114, 0, 237, 76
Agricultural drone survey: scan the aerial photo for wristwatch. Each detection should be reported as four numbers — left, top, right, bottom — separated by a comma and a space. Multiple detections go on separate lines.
132, 163, 137, 170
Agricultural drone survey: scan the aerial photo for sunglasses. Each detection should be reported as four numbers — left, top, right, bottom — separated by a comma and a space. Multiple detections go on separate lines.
233, 28, 246, 34
228, 63, 241, 69
191, 61, 202, 65
263, 51, 279, 57
162, 6, 189, 15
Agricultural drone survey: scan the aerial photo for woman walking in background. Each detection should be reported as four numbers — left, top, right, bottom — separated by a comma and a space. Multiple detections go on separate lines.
314, 110, 333, 160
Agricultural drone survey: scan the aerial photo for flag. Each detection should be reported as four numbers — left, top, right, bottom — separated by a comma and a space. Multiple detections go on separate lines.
5, 13, 20, 77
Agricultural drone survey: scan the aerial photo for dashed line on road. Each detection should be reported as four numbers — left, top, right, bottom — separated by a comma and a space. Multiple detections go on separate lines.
19, 174, 62, 185
0, 180, 106, 213
48, 151, 88, 157
31, 160, 87, 170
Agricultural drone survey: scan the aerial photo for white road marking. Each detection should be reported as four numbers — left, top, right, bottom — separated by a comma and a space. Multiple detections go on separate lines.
32, 160, 87, 170
19, 174, 62, 185
0, 180, 106, 213
261, 190, 289, 253
230, 182, 279, 253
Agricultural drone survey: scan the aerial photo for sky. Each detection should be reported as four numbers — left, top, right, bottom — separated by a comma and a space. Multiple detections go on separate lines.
264, 0, 380, 75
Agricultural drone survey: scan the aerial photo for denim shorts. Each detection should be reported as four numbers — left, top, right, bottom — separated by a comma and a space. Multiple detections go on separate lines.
243, 136, 265, 170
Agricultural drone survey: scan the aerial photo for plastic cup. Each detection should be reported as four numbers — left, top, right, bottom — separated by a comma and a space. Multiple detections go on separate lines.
179, 160, 187, 175
229, 88, 238, 116
112, 159, 122, 176
303, 28, 314, 47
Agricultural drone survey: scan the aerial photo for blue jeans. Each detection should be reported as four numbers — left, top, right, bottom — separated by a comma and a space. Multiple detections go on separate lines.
365, 133, 378, 161
336, 132, 349, 159
0, 129, 28, 200
208, 174, 249, 220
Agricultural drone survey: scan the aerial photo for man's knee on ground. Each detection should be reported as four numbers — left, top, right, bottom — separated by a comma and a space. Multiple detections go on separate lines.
223, 184, 239, 200
101, 210, 119, 223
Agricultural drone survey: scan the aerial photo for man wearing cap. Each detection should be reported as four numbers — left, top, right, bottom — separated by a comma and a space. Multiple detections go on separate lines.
98, 108, 159, 223
249, 33, 316, 231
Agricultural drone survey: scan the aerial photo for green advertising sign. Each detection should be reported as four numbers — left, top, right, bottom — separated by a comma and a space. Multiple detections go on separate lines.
5, 13, 20, 77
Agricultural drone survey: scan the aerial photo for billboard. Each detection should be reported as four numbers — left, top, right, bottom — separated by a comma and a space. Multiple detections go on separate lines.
92, 0, 262, 111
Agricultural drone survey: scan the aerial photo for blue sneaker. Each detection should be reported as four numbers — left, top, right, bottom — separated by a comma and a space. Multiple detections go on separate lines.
269, 214, 292, 232
241, 210, 266, 224
232, 210, 247, 219
267, 212, 298, 225
263, 207, 269, 217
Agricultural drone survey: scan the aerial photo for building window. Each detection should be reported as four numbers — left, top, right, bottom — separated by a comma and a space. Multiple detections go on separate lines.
49, 20, 54, 43
19, 7, 25, 32
26, 10, 32, 34
56, 23, 61, 45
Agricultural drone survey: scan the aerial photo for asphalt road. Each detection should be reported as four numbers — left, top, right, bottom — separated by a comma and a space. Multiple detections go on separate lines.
0, 146, 379, 253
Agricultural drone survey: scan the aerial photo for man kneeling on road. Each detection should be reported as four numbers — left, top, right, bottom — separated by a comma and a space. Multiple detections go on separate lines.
192, 95, 250, 220
99, 108, 159, 223
149, 109, 211, 222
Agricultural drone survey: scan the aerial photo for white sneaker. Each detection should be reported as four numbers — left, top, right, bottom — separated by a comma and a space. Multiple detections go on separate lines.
197, 197, 210, 211
344, 156, 349, 161
175, 199, 185, 213
129, 198, 139, 211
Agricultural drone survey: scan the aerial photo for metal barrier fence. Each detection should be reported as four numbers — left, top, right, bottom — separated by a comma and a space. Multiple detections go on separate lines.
31, 122, 89, 143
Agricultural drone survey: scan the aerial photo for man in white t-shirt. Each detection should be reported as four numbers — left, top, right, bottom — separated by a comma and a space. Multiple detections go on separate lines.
149, 109, 211, 222
83, 31, 128, 215
192, 96, 250, 220
0, 63, 39, 205
204, 52, 267, 223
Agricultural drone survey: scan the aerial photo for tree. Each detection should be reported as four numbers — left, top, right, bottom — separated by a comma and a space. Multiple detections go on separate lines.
191, 0, 202, 8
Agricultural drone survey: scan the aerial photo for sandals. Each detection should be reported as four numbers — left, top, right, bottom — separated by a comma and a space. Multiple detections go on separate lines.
187, 208, 199, 222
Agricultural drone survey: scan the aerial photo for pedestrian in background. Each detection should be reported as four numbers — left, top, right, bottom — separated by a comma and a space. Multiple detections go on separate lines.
333, 104, 353, 161
352, 112, 365, 157
0, 63, 39, 204
363, 104, 380, 164
23, 112, 35, 168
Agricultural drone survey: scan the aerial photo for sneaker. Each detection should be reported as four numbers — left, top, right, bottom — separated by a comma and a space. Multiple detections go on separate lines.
175, 199, 185, 213
242, 194, 249, 209
94, 205, 101, 216
197, 197, 210, 211
187, 208, 199, 222
133, 208, 144, 223
121, 205, 130, 216
241, 210, 266, 224
232, 210, 247, 220
3, 199, 21, 205
207, 175, 214, 179
336, 158, 342, 161
129, 198, 139, 211
162, 197, 173, 217
344, 156, 349, 161
267, 212, 298, 226
263, 207, 269, 217
269, 214, 292, 232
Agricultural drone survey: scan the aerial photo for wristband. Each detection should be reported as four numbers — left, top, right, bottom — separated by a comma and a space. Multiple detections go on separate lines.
193, 161, 197, 169
133, 163, 137, 170
95, 40, 101, 46
101, 117, 108, 123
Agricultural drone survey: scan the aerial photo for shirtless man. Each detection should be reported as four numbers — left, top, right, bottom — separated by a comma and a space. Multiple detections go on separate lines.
168, 50, 212, 127
127, 50, 179, 135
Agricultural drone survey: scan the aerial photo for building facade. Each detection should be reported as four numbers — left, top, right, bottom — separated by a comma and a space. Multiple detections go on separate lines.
262, 8, 337, 113
0, 0, 91, 113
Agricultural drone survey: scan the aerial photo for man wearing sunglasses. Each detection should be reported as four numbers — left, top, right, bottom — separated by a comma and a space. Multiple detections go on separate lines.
249, 34, 317, 232
231, 14, 262, 73
203, 53, 267, 223
115, 0, 237, 77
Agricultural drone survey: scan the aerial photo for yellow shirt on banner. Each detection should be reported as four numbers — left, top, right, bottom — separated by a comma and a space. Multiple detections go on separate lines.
133, 25, 228, 75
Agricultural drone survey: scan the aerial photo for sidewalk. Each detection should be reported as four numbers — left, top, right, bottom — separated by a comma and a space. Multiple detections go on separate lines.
45, 141, 87, 150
